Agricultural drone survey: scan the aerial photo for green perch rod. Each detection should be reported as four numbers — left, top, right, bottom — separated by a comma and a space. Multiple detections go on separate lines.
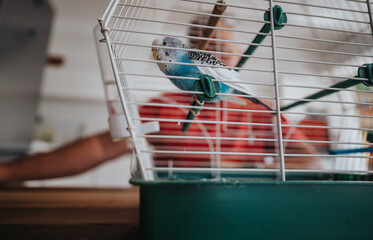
281, 63, 373, 111
182, 6, 287, 132
182, 75, 220, 132
235, 5, 287, 71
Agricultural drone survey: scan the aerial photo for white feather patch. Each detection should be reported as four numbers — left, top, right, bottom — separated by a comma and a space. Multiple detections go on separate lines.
195, 63, 256, 97
224, 96, 247, 105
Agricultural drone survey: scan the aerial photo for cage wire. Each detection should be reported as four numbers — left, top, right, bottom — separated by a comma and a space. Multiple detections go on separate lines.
98, 0, 373, 181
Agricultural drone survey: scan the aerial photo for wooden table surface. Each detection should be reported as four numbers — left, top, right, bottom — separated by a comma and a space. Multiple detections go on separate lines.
0, 187, 140, 240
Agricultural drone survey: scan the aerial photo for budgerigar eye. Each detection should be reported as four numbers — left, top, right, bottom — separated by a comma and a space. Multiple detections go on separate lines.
162, 41, 166, 46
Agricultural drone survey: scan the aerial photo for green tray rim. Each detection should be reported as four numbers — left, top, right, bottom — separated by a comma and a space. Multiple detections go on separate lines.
130, 175, 373, 186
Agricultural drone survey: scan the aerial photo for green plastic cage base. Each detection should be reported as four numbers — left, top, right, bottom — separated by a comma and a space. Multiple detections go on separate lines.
131, 175, 373, 240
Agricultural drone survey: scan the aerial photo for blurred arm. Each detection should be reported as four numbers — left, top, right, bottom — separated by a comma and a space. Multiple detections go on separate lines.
263, 142, 320, 170
282, 141, 320, 169
263, 118, 321, 170
0, 131, 130, 182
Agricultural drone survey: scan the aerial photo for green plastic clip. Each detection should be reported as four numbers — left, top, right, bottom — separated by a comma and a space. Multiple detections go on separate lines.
193, 74, 220, 102
281, 63, 373, 111
182, 74, 220, 132
235, 5, 287, 70
181, 6, 287, 132
358, 63, 373, 87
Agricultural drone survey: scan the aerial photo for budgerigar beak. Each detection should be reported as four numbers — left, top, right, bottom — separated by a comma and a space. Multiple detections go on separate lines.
152, 48, 158, 60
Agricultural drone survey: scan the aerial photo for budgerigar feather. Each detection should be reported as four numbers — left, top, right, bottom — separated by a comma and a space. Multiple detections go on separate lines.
151, 37, 273, 110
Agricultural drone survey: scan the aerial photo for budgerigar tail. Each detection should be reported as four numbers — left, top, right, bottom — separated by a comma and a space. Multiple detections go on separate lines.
244, 96, 274, 112
233, 89, 274, 111
243, 95, 288, 122
231, 89, 274, 112
234, 90, 287, 121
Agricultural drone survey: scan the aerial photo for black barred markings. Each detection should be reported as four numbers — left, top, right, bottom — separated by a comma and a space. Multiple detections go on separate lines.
188, 51, 225, 66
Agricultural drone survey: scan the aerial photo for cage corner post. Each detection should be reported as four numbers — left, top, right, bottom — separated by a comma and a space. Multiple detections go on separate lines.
100, 26, 155, 181
269, 0, 286, 181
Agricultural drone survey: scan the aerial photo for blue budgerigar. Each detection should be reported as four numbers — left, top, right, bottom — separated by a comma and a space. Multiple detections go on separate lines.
151, 36, 273, 110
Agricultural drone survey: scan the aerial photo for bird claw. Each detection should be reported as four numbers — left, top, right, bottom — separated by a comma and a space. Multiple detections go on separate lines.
192, 94, 204, 106
190, 109, 200, 117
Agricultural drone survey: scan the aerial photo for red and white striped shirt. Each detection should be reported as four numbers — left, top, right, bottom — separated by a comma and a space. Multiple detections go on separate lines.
140, 93, 306, 168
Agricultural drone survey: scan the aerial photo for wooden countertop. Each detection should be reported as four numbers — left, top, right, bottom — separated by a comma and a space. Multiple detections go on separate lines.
0, 187, 140, 240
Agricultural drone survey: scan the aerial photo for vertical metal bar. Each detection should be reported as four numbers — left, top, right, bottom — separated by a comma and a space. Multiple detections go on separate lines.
214, 29, 223, 179
367, 0, 373, 36
99, 0, 117, 23
215, 100, 221, 179
116, 0, 139, 57
103, 30, 154, 181
111, 2, 128, 42
269, 0, 286, 181
168, 160, 174, 179
103, 0, 121, 30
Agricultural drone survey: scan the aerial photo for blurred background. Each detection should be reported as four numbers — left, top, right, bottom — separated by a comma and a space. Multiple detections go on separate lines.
32, 0, 134, 187
1, 0, 132, 187
1, 0, 372, 187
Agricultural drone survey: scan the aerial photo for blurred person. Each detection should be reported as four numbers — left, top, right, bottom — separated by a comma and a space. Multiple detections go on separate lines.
0, 20, 320, 183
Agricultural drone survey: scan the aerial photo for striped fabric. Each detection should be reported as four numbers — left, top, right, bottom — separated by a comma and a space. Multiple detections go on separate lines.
140, 93, 306, 168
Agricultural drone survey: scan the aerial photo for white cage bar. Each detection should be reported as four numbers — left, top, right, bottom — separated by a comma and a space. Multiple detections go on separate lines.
98, 0, 373, 181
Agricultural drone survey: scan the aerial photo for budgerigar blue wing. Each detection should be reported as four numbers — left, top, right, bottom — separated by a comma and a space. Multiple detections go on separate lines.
151, 37, 274, 111
188, 50, 274, 110
190, 52, 256, 96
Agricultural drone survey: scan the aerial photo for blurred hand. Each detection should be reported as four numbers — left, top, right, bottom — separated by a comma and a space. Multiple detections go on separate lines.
206, 26, 242, 67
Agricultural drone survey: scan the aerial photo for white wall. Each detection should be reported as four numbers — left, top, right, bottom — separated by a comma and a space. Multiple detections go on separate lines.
27, 0, 132, 188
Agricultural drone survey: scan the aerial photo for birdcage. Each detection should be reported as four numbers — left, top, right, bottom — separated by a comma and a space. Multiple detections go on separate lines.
97, 0, 373, 239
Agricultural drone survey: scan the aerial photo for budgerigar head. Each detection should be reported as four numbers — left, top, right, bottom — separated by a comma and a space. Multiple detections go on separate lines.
152, 37, 188, 73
